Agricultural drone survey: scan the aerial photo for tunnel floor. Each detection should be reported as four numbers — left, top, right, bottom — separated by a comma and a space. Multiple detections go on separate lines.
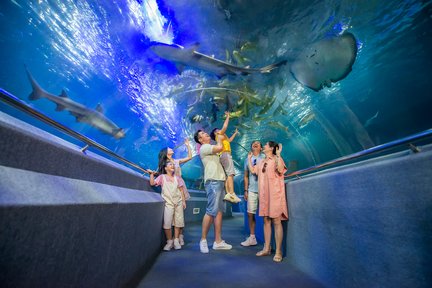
137, 213, 324, 288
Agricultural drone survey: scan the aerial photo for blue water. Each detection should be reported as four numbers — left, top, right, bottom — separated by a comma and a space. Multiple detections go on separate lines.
0, 0, 431, 186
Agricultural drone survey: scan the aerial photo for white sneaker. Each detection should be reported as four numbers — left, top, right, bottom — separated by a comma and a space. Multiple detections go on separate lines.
163, 240, 173, 251
173, 238, 181, 250
213, 240, 232, 250
200, 239, 209, 253
224, 193, 241, 203
179, 234, 185, 246
241, 236, 258, 247
233, 194, 241, 203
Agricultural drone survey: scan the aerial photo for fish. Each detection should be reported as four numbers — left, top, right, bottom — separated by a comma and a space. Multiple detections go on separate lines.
26, 68, 125, 139
150, 43, 287, 78
290, 32, 358, 91
240, 41, 257, 52
267, 120, 286, 130
267, 120, 292, 137
364, 111, 379, 127
191, 114, 204, 123
225, 49, 232, 63
251, 114, 267, 122
273, 103, 288, 116
232, 50, 250, 66
222, 110, 244, 119
258, 89, 277, 115
298, 112, 315, 128
235, 122, 252, 130
10, 0, 22, 8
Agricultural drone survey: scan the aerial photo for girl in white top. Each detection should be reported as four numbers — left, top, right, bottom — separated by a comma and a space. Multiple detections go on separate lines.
157, 139, 192, 245
149, 160, 186, 251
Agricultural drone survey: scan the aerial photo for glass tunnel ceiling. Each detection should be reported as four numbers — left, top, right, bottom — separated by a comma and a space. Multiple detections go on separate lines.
0, 0, 431, 184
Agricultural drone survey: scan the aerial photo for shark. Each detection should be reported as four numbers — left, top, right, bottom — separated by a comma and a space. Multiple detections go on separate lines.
26, 68, 125, 139
152, 33, 357, 93
150, 43, 287, 78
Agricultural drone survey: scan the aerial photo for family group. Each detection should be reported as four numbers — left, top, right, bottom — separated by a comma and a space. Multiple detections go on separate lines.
148, 112, 288, 262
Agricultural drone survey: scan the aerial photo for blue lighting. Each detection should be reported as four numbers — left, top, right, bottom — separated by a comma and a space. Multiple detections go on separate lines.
129, 0, 175, 44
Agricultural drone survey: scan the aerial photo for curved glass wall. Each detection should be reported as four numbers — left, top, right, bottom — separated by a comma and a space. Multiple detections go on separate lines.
0, 0, 431, 187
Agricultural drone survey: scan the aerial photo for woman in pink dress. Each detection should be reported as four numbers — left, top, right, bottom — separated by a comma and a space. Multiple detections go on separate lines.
248, 141, 288, 262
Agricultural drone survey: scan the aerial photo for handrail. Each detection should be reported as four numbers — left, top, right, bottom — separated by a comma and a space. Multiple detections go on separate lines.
0, 88, 149, 174
285, 128, 432, 179
3, 88, 431, 181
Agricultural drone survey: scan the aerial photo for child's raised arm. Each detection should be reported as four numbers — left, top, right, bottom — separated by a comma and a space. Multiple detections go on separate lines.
228, 128, 239, 142
219, 111, 230, 134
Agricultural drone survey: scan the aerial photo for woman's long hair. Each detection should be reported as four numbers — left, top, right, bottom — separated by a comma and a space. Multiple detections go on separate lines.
267, 141, 279, 155
157, 148, 169, 175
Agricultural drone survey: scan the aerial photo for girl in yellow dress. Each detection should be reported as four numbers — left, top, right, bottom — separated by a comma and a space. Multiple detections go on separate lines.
210, 112, 241, 203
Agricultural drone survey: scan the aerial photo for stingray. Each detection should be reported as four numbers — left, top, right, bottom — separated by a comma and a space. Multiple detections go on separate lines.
290, 32, 358, 92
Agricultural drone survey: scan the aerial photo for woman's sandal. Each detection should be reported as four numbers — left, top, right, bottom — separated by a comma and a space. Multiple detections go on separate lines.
273, 254, 283, 262
256, 249, 271, 257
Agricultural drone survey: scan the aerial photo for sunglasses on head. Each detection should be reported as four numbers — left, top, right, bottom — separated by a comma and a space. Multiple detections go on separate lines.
262, 162, 267, 173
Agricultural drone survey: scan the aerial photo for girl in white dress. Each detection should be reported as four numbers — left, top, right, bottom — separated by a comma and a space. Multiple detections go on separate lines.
157, 139, 192, 245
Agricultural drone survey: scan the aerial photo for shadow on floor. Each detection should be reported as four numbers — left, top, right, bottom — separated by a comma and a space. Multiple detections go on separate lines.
137, 214, 324, 288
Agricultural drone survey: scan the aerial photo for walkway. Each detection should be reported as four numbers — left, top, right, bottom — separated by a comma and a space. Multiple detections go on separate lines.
138, 214, 324, 288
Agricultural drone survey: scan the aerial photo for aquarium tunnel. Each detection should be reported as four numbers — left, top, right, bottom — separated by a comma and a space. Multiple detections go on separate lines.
0, 1, 431, 287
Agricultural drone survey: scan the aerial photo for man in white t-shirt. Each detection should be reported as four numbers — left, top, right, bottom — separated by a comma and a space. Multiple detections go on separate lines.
194, 129, 233, 253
